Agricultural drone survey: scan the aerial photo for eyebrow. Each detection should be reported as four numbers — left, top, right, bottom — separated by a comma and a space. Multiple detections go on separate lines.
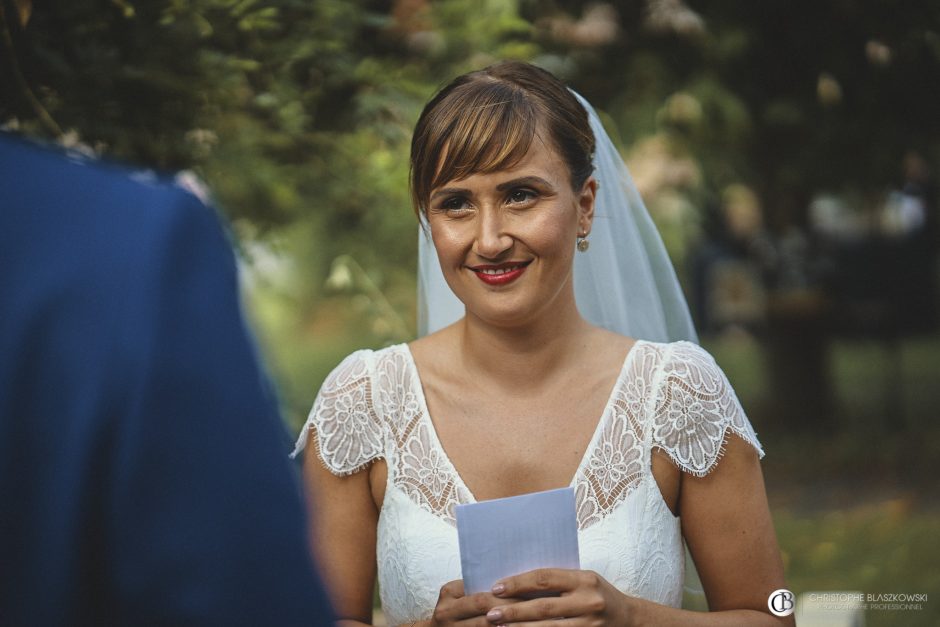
430, 187, 470, 201
496, 176, 555, 192
429, 176, 556, 201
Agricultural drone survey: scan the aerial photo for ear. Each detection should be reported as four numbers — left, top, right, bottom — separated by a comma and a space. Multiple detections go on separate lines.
576, 176, 597, 235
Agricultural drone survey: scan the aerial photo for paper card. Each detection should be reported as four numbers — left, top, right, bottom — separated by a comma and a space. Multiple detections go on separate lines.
456, 487, 580, 595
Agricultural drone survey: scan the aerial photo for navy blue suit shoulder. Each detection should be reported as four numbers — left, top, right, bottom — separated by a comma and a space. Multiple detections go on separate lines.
0, 134, 334, 626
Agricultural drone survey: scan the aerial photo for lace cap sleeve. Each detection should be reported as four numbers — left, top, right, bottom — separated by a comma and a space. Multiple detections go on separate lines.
290, 350, 384, 475
651, 341, 764, 476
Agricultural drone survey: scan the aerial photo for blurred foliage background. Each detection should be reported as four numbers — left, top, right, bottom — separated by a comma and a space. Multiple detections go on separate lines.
3, 0, 939, 624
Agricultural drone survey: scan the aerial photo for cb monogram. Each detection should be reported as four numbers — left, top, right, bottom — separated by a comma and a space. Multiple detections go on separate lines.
768, 589, 795, 617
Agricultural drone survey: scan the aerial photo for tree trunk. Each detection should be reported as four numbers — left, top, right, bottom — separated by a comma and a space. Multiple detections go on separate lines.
762, 291, 832, 431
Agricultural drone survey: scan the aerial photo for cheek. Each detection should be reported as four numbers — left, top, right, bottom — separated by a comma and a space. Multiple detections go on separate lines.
514, 207, 577, 254
429, 221, 469, 266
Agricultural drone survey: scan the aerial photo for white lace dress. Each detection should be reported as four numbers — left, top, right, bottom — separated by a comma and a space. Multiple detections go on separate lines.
293, 340, 764, 626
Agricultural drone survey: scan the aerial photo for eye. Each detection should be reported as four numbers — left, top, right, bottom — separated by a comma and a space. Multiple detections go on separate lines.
507, 189, 537, 205
434, 195, 473, 215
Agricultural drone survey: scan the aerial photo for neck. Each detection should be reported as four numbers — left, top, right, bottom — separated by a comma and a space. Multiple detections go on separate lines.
457, 284, 592, 391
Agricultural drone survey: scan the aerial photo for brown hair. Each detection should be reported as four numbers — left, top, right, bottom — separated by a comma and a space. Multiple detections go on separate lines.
410, 61, 595, 217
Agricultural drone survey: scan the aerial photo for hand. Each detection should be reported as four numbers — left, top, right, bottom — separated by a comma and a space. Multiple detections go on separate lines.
429, 579, 523, 626
484, 568, 634, 626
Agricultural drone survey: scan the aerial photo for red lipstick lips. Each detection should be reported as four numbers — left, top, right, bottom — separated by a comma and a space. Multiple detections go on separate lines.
468, 261, 531, 286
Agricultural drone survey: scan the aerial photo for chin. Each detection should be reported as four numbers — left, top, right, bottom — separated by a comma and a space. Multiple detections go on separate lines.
463, 300, 542, 328
456, 290, 569, 330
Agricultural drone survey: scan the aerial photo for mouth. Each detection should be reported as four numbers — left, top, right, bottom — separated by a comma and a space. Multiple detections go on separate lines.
467, 260, 532, 286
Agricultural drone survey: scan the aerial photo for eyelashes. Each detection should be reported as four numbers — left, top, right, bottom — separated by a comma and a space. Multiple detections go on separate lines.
428, 196, 471, 217
441, 196, 471, 211
431, 189, 539, 215
507, 189, 537, 205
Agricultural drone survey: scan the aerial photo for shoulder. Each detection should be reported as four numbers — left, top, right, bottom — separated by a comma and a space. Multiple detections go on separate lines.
588, 327, 636, 356
658, 340, 724, 378
1, 133, 218, 290
631, 339, 725, 381
404, 325, 461, 394
292, 345, 410, 472
317, 344, 414, 392
407, 323, 458, 369
644, 340, 765, 475
0, 134, 232, 403
0, 139, 240, 344
1, 133, 212, 245
318, 348, 376, 391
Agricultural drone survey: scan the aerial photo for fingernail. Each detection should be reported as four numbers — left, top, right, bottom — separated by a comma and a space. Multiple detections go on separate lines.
487, 608, 503, 621
492, 582, 506, 594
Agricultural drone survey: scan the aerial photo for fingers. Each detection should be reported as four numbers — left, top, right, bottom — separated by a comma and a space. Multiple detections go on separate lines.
439, 579, 466, 599
486, 595, 570, 624
487, 570, 610, 624
487, 621, 572, 627
432, 594, 503, 624
491, 568, 585, 599
434, 580, 519, 625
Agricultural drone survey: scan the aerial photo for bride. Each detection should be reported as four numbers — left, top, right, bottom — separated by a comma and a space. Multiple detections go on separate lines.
294, 61, 793, 626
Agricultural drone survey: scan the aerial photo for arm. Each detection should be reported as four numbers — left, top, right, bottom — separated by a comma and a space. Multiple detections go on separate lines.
302, 438, 379, 626
627, 433, 794, 625
484, 434, 793, 626
672, 433, 793, 624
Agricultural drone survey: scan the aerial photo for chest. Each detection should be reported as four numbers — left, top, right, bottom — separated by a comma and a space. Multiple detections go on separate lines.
417, 370, 617, 501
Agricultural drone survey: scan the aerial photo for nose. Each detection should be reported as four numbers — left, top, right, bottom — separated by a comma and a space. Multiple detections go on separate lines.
473, 209, 513, 259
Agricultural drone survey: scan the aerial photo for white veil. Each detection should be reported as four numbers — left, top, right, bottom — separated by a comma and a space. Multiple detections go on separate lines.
417, 91, 698, 344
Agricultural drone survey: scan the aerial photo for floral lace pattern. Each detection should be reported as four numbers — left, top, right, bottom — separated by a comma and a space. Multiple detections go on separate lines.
651, 342, 763, 476
295, 341, 763, 525
293, 340, 764, 623
291, 350, 382, 473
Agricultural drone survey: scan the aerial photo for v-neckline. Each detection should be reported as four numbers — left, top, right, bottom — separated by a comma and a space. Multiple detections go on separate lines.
399, 340, 645, 504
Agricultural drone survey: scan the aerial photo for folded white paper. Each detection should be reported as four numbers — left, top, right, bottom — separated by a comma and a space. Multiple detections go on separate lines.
456, 487, 580, 595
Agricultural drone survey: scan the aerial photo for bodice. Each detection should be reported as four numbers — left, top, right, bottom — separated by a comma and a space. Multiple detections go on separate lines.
293, 340, 764, 625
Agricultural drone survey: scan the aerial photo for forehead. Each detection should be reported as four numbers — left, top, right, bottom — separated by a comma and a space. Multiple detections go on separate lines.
434, 133, 568, 189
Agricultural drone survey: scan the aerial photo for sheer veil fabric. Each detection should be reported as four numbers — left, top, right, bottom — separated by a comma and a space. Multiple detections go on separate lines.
417, 91, 698, 344
415, 91, 706, 604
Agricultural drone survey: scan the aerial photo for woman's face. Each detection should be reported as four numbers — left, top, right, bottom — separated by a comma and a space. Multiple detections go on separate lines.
427, 134, 596, 327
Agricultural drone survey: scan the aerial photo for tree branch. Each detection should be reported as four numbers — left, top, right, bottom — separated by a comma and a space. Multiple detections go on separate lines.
0, 0, 63, 137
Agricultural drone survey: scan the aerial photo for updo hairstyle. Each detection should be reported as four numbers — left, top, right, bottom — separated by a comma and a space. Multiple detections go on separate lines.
409, 61, 595, 217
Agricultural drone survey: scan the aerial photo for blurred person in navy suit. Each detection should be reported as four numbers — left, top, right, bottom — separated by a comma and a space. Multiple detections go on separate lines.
0, 133, 334, 626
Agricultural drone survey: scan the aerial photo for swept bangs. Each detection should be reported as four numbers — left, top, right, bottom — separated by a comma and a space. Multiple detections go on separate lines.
410, 81, 540, 216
